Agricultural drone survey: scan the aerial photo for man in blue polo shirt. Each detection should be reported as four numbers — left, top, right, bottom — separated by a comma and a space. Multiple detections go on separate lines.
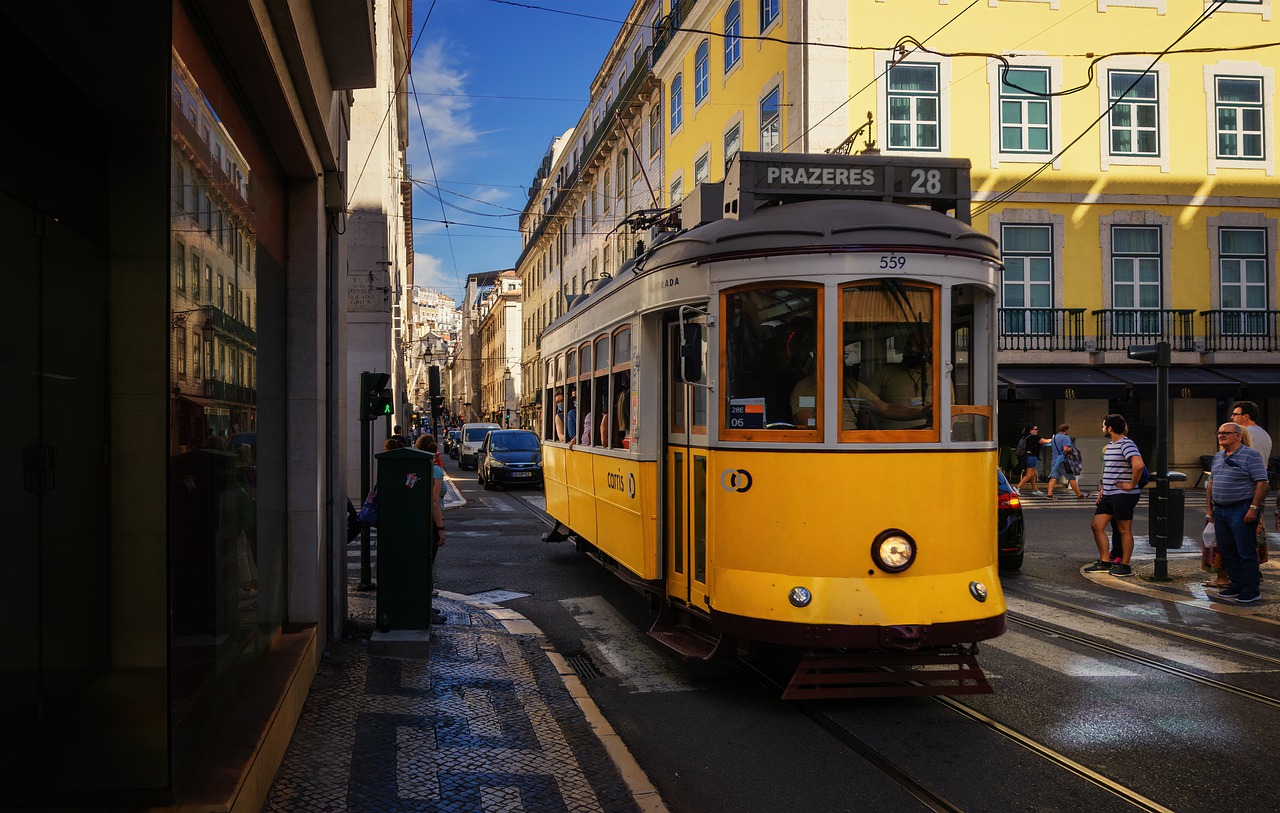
1205, 422, 1269, 604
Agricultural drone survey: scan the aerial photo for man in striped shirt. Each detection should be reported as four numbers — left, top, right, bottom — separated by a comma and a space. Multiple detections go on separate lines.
1205, 422, 1269, 604
1084, 414, 1145, 577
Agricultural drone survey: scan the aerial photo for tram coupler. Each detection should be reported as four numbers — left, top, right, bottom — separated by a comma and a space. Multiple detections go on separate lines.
543, 523, 569, 544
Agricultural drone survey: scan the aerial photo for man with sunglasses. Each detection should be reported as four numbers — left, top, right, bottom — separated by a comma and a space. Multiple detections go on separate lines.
1205, 423, 1269, 604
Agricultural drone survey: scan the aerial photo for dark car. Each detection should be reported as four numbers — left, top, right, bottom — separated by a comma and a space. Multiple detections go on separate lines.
477, 429, 543, 490
997, 468, 1025, 571
446, 429, 461, 459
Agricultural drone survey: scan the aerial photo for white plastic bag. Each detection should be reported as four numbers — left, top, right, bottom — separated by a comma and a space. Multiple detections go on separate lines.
1202, 522, 1216, 549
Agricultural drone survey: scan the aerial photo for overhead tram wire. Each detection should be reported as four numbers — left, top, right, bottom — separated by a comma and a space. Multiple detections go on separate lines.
973, 0, 1232, 218
785, 0, 982, 151
408, 64, 463, 293
348, 0, 437, 208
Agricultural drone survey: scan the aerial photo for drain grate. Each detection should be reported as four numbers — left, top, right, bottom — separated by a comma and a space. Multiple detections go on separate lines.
564, 653, 600, 680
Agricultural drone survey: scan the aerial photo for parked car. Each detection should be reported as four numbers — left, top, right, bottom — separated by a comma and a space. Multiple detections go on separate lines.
458, 422, 500, 470
997, 468, 1025, 571
445, 429, 461, 459
477, 429, 543, 490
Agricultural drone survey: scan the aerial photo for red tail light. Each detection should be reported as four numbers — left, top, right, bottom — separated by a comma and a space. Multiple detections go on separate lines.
998, 491, 1021, 509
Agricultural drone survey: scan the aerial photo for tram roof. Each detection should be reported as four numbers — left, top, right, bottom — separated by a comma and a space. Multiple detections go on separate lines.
639, 197, 1000, 273
544, 196, 1001, 340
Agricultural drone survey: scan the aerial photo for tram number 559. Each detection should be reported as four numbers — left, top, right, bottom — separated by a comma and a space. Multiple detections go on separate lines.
879, 255, 906, 270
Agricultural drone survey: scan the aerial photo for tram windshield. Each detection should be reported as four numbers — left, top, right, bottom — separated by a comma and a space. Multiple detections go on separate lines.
838, 281, 937, 434
722, 280, 944, 439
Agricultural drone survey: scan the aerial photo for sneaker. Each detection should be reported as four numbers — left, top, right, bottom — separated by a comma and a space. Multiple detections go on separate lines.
1109, 563, 1134, 577
1077, 492, 1091, 500
1031, 490, 1045, 497
1045, 494, 1056, 501
1235, 592, 1262, 604
1083, 560, 1112, 573
1219, 585, 1243, 598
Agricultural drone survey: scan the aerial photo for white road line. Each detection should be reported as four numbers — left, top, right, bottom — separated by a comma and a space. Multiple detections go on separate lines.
1005, 595, 1275, 674
985, 630, 1141, 677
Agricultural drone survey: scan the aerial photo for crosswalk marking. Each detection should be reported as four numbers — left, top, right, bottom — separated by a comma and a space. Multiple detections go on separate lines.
985, 630, 1141, 677
1005, 595, 1275, 674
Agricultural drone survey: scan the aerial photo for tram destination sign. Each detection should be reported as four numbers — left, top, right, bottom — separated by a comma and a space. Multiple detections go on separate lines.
723, 152, 972, 222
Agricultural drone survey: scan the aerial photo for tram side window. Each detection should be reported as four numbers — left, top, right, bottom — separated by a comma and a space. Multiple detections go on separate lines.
839, 281, 937, 434
592, 335, 610, 447
612, 327, 632, 449
544, 358, 558, 441
573, 342, 593, 447
723, 286, 819, 431
951, 284, 994, 441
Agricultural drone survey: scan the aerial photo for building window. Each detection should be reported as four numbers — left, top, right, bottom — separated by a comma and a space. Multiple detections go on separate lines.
1111, 226, 1162, 335
724, 2, 741, 72
671, 75, 683, 132
1220, 227, 1269, 335
888, 63, 940, 151
176, 324, 187, 376
694, 153, 710, 184
760, 86, 781, 152
191, 254, 201, 301
618, 152, 629, 212
1000, 67, 1051, 153
670, 177, 683, 206
174, 242, 186, 292
695, 41, 710, 105
760, 0, 779, 32
1216, 76, 1264, 159
650, 99, 662, 156
724, 123, 741, 168
1109, 71, 1159, 156
1000, 225, 1053, 335
603, 169, 611, 214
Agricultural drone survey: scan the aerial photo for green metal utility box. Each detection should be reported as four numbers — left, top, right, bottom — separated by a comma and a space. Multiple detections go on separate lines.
373, 447, 435, 631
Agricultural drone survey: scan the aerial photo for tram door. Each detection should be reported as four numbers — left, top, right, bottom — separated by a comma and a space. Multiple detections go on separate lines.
665, 318, 710, 611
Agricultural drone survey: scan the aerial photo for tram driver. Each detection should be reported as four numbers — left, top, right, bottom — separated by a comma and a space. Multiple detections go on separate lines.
789, 343, 931, 430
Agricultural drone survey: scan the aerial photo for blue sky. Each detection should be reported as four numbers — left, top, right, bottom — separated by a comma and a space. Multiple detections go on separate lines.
407, 0, 634, 304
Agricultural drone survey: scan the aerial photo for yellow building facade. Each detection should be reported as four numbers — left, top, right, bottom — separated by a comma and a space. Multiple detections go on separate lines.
651, 0, 1278, 474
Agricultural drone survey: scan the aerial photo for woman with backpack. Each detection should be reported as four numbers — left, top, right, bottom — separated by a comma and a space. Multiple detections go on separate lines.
1015, 424, 1051, 496
1046, 424, 1089, 500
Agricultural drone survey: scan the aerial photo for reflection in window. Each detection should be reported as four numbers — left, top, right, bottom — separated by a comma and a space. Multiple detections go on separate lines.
723, 286, 819, 431
839, 281, 936, 432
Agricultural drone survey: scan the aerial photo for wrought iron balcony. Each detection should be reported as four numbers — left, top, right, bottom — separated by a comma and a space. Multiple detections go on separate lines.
997, 308, 1087, 351
1092, 308, 1196, 352
1200, 309, 1280, 352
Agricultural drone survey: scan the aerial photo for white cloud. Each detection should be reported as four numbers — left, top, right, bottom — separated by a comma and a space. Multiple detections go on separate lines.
406, 39, 482, 178
412, 251, 455, 296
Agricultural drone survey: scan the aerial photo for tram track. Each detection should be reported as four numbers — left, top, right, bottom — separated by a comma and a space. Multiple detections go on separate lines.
735, 657, 968, 813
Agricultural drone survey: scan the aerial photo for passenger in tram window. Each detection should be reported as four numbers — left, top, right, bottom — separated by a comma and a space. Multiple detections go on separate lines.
568, 383, 584, 448
869, 332, 931, 430
553, 390, 567, 442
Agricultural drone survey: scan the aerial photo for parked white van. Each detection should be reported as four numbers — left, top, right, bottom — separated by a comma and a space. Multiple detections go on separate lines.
458, 423, 501, 470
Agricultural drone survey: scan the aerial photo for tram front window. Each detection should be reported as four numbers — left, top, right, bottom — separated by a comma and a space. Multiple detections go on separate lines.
839, 281, 938, 434
723, 285, 820, 432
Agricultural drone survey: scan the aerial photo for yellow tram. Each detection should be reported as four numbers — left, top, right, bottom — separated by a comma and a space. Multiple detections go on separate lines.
539, 152, 1005, 698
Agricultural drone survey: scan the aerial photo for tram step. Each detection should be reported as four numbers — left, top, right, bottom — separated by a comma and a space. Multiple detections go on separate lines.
783, 650, 993, 700
647, 628, 720, 660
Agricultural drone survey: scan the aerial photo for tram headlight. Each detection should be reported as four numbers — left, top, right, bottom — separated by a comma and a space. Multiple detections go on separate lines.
871, 529, 917, 573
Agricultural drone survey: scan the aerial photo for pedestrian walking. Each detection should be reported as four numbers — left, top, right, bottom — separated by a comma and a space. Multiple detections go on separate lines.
1084, 414, 1145, 577
1046, 424, 1088, 500
1015, 424, 1051, 496
1204, 422, 1268, 604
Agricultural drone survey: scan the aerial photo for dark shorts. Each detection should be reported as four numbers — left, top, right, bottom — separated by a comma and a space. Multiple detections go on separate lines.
1095, 492, 1141, 521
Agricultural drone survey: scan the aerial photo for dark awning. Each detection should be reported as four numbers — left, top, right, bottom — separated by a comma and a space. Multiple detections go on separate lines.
1100, 366, 1242, 399
997, 366, 1128, 400
1205, 367, 1280, 399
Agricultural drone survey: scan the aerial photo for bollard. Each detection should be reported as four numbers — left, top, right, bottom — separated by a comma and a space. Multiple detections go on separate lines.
373, 447, 435, 633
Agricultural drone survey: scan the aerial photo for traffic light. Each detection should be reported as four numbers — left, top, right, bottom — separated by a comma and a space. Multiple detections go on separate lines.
359, 371, 392, 421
